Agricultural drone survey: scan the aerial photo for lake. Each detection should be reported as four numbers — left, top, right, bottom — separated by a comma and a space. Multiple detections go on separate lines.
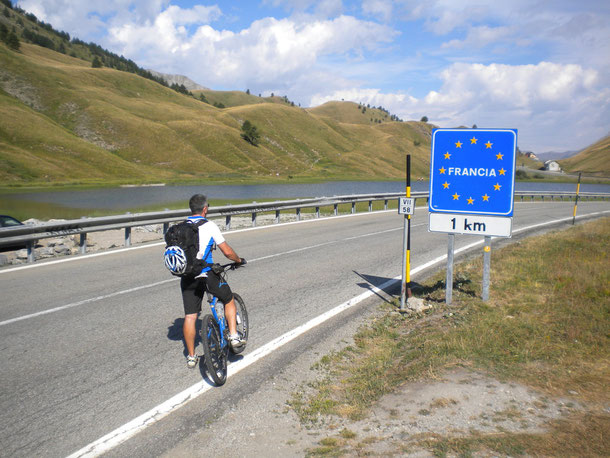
1, 180, 609, 220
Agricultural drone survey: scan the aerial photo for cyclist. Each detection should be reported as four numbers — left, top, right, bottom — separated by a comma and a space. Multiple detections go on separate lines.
181, 194, 245, 368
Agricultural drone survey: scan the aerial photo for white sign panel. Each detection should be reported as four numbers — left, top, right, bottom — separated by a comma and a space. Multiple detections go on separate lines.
398, 198, 415, 215
429, 213, 512, 237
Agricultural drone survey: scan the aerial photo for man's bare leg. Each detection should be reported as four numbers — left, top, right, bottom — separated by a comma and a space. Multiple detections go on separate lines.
183, 313, 198, 356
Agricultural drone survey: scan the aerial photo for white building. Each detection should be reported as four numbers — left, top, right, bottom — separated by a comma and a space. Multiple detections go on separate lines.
544, 160, 561, 172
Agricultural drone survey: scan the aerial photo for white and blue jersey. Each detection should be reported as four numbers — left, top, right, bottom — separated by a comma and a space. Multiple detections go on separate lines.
187, 216, 226, 275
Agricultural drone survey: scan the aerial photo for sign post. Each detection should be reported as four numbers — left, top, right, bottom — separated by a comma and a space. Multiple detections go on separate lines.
572, 172, 581, 225
428, 128, 517, 302
399, 155, 413, 310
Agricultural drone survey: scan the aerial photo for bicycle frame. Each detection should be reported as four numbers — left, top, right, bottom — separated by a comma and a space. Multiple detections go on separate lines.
206, 294, 228, 350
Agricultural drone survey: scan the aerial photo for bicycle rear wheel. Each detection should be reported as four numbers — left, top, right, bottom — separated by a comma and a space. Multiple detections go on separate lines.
202, 314, 228, 386
230, 293, 249, 355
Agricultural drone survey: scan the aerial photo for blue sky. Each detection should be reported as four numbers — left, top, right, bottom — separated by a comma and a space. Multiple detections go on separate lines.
16, 0, 610, 153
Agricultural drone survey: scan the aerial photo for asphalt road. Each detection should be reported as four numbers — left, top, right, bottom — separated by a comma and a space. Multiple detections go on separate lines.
1, 201, 608, 457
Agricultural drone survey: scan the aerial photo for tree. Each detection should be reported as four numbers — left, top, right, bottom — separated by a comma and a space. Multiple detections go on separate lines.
246, 88, 250, 95
91, 56, 102, 68
420, 116, 428, 122
472, 124, 478, 129
199, 93, 209, 104
6, 31, 20, 50
241, 120, 260, 146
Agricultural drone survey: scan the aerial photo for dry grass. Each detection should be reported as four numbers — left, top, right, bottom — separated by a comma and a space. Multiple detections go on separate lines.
291, 218, 610, 456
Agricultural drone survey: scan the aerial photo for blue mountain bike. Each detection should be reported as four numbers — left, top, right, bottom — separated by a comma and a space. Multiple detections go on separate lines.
201, 262, 249, 386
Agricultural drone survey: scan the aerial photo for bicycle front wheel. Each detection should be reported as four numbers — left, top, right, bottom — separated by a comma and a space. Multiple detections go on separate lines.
231, 293, 249, 355
202, 314, 228, 386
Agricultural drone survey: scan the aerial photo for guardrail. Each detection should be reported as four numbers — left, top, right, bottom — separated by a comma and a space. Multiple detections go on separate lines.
1, 191, 608, 263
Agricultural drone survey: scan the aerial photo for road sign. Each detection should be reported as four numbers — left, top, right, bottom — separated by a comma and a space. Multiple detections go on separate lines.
429, 129, 517, 217
398, 197, 415, 215
429, 213, 512, 237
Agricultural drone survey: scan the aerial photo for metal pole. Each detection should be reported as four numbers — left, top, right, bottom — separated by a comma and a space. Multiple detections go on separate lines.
401, 154, 412, 310
572, 172, 581, 225
482, 236, 491, 301
446, 234, 454, 305
124, 227, 131, 247
400, 215, 408, 310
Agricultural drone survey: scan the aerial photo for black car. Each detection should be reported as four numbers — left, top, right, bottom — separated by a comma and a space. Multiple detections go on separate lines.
0, 215, 27, 251
0, 215, 24, 228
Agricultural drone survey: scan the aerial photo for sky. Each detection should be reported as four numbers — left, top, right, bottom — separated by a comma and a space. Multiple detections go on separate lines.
15, 0, 610, 153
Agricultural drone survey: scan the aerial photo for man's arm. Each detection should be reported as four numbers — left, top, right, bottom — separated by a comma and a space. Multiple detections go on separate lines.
218, 241, 242, 263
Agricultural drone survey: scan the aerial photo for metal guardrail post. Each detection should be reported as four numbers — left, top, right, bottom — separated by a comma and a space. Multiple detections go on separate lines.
125, 227, 131, 247
252, 212, 257, 227
296, 207, 301, 222
334, 204, 338, 216
163, 222, 169, 234
26, 241, 34, 263
368, 200, 373, 212
351, 202, 355, 214
79, 233, 87, 254
315, 206, 320, 218
275, 210, 280, 224
226, 215, 231, 230
384, 199, 388, 210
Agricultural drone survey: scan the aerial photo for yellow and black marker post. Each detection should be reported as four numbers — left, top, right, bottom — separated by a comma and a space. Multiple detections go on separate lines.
400, 155, 412, 310
572, 172, 581, 225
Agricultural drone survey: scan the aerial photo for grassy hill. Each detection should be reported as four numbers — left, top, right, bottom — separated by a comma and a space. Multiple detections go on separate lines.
0, 2, 606, 187
560, 135, 610, 176
0, 35, 433, 186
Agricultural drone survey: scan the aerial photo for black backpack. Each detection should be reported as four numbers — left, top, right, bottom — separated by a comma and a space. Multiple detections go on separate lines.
163, 219, 209, 277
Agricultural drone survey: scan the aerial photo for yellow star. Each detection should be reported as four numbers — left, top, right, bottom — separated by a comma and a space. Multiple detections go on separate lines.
467, 197, 474, 205
444, 152, 451, 159
452, 193, 460, 200
455, 141, 462, 148
485, 141, 493, 149
470, 137, 477, 144
496, 152, 504, 160
494, 183, 501, 191
439, 167, 446, 174
499, 168, 506, 175
442, 181, 450, 189
482, 194, 490, 201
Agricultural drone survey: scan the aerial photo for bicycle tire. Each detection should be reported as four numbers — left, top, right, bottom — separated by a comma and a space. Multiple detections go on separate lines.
230, 293, 249, 355
202, 314, 228, 386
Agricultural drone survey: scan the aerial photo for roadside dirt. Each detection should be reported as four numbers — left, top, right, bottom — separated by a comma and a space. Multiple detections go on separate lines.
158, 291, 587, 458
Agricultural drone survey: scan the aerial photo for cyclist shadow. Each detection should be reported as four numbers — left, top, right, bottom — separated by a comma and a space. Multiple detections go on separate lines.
167, 317, 202, 357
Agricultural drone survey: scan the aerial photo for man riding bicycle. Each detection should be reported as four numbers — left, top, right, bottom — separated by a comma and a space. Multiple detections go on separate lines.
180, 194, 245, 368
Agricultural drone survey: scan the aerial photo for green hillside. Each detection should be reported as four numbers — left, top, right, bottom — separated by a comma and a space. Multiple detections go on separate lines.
0, 36, 433, 186
560, 135, 610, 175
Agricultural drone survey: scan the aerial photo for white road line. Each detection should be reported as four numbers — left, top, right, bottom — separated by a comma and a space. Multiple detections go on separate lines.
0, 225, 421, 327
0, 279, 177, 326
65, 209, 609, 457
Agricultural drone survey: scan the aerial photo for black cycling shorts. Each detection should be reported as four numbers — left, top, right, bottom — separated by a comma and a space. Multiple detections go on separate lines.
180, 270, 233, 315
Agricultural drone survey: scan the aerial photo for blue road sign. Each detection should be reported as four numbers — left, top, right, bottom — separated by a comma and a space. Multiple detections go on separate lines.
429, 128, 517, 216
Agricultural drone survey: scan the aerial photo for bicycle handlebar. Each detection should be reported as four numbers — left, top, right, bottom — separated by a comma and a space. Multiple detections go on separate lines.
220, 259, 247, 271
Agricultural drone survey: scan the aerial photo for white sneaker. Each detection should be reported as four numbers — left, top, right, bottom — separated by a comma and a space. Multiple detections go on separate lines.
186, 354, 198, 368
229, 334, 245, 349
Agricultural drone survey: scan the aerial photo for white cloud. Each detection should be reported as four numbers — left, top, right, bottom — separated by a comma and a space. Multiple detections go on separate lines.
264, 0, 344, 17
108, 13, 397, 88
361, 0, 393, 22
311, 61, 609, 151
16, 0, 173, 39
441, 25, 513, 49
